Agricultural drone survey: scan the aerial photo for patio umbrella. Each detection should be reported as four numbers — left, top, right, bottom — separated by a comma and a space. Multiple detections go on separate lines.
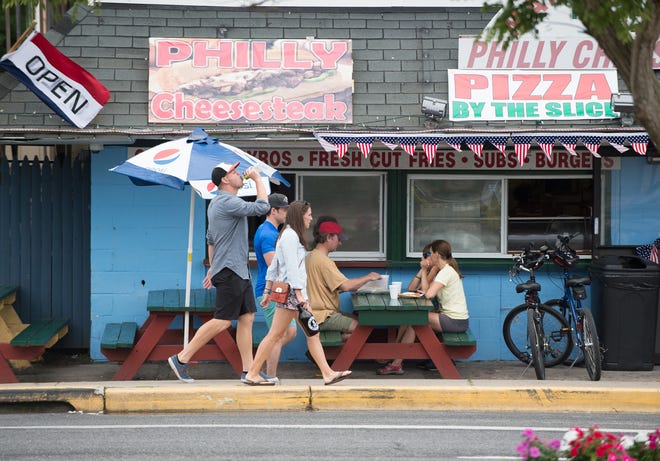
110, 128, 290, 344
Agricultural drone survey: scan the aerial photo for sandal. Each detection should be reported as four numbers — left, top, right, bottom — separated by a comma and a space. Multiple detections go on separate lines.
377, 363, 404, 375
324, 370, 352, 385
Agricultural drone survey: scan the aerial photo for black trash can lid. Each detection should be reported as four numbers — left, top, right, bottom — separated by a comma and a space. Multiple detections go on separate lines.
590, 255, 660, 271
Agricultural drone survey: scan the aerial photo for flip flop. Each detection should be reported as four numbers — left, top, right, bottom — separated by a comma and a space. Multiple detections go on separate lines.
324, 370, 352, 386
243, 378, 276, 386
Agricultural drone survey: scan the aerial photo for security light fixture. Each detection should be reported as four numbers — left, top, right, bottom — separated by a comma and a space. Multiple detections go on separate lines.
421, 96, 447, 119
610, 93, 634, 113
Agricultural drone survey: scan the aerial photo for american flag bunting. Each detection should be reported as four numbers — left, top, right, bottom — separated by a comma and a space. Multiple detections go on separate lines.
488, 136, 509, 155
512, 136, 532, 166
398, 137, 418, 156
379, 137, 400, 150
629, 134, 649, 155
354, 137, 374, 158
535, 136, 555, 161
324, 135, 350, 158
421, 143, 438, 163
581, 136, 602, 158
444, 137, 463, 152
605, 136, 629, 153
465, 136, 486, 157
557, 135, 578, 156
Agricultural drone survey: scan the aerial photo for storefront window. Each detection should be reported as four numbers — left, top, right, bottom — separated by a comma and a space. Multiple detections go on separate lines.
408, 175, 592, 257
507, 177, 592, 253
408, 176, 502, 255
299, 172, 386, 259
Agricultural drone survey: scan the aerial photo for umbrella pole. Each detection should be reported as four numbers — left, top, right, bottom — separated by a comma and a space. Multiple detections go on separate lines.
184, 188, 195, 346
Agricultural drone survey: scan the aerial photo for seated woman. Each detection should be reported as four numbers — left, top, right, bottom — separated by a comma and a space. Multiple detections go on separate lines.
377, 239, 469, 375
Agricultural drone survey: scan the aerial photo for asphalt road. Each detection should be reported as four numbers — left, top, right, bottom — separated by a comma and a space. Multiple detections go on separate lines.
0, 410, 656, 460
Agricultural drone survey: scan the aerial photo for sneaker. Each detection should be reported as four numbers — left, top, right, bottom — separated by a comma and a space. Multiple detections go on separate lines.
168, 354, 194, 383
241, 371, 279, 384
376, 363, 404, 375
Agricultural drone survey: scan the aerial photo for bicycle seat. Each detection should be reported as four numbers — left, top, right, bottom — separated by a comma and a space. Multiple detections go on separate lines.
566, 276, 591, 287
516, 281, 541, 293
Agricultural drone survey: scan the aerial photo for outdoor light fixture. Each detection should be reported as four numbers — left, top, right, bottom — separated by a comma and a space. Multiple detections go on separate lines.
610, 92, 635, 113
421, 96, 448, 119
89, 143, 104, 153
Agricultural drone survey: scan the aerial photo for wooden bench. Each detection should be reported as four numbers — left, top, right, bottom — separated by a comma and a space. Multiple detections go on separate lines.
101, 322, 139, 353
438, 328, 477, 359
0, 284, 71, 382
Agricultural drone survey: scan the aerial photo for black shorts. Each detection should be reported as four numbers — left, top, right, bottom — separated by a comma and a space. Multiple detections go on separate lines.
211, 268, 257, 320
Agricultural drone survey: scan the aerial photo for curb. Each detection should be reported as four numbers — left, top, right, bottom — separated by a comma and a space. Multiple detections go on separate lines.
0, 384, 105, 413
2, 380, 658, 414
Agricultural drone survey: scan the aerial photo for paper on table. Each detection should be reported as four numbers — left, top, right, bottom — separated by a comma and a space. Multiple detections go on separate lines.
357, 274, 389, 293
399, 291, 424, 298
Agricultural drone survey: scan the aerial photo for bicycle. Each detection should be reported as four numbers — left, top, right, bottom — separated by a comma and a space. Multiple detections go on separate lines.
503, 244, 572, 380
503, 234, 602, 381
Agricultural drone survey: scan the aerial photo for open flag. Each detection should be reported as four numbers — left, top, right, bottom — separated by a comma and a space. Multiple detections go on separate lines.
0, 32, 110, 128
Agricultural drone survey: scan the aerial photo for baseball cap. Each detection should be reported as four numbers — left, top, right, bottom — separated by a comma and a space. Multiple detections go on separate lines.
211, 161, 239, 185
319, 221, 348, 241
268, 193, 290, 209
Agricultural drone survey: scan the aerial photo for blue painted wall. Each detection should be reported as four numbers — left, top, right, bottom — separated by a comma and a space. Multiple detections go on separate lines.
89, 150, 659, 363
607, 158, 660, 245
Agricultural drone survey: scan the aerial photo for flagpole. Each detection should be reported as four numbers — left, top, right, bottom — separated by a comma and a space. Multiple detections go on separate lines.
8, 21, 36, 54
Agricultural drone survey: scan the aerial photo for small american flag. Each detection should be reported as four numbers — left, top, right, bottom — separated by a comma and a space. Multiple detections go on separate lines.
399, 137, 418, 156
512, 136, 532, 166
581, 135, 602, 158
535, 136, 555, 161
465, 136, 486, 157
488, 136, 509, 155
421, 143, 438, 163
636, 239, 660, 264
325, 135, 350, 158
354, 136, 374, 158
444, 136, 463, 152
557, 135, 578, 156
629, 134, 649, 156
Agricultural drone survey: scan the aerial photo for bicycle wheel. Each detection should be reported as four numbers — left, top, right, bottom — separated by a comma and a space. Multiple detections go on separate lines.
544, 298, 581, 365
527, 309, 545, 380
578, 308, 602, 381
503, 304, 572, 367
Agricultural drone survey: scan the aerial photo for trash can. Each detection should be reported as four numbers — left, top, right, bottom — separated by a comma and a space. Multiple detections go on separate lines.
589, 255, 660, 371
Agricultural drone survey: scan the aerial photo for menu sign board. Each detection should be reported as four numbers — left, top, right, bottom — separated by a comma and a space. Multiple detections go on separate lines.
148, 38, 353, 124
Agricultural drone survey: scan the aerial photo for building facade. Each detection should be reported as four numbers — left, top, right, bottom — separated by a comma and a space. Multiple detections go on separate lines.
0, 1, 658, 362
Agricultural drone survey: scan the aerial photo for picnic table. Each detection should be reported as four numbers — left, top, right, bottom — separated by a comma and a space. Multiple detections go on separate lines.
0, 285, 69, 383
101, 289, 243, 380
325, 292, 475, 379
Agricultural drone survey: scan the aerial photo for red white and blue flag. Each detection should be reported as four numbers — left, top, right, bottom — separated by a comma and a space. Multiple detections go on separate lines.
512, 136, 532, 166
0, 32, 110, 128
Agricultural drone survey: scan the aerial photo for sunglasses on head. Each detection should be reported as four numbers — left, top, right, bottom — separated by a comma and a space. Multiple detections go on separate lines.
423, 252, 431, 258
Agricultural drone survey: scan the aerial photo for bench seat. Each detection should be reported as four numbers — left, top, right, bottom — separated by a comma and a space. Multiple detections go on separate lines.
10, 318, 69, 348
101, 322, 139, 349
438, 328, 477, 359
0, 317, 70, 383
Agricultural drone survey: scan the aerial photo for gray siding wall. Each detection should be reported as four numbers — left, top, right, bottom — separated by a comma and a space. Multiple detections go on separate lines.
0, 5, 493, 131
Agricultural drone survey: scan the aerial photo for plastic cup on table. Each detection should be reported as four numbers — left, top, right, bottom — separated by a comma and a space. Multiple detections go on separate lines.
389, 284, 401, 299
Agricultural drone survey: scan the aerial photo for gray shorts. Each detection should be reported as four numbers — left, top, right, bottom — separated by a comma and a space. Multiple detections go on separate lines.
438, 313, 469, 333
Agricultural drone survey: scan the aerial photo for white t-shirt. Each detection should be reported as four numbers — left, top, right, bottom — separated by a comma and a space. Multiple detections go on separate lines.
433, 264, 469, 320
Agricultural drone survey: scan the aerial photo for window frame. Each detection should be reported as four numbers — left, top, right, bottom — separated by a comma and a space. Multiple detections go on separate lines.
406, 173, 593, 259
296, 170, 387, 261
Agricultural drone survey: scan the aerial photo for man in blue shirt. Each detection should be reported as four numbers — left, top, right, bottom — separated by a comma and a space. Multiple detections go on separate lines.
168, 161, 270, 383
254, 193, 297, 377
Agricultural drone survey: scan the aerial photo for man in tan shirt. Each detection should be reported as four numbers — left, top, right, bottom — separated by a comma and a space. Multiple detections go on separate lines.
306, 217, 382, 341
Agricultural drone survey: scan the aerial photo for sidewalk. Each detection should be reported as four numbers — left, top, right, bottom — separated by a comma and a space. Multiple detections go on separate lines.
1, 351, 658, 414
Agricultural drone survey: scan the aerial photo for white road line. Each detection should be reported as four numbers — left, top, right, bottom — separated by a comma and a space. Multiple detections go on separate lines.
0, 424, 651, 433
